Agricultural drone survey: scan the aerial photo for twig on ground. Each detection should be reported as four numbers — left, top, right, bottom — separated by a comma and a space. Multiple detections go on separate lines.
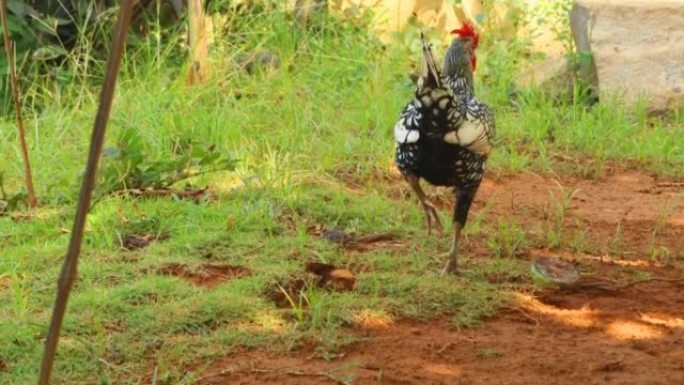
353, 232, 401, 244
113, 187, 211, 199
502, 305, 541, 326
287, 369, 353, 385
213, 366, 353, 385
616, 277, 684, 290
655, 182, 684, 188
561, 277, 684, 293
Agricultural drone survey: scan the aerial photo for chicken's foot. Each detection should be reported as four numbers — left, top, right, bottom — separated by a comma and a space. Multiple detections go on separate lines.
406, 174, 443, 234
440, 222, 462, 275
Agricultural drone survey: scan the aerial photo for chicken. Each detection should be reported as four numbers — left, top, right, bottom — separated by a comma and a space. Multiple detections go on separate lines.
394, 24, 495, 275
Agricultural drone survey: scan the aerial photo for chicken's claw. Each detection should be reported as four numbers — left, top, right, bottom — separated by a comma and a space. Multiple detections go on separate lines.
422, 201, 443, 235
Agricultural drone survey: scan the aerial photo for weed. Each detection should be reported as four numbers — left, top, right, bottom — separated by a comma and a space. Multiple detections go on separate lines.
486, 217, 527, 259
477, 347, 504, 359
0, 172, 28, 213
607, 220, 624, 258
568, 226, 589, 253
649, 200, 678, 264
542, 181, 579, 249
279, 283, 309, 325
98, 128, 236, 195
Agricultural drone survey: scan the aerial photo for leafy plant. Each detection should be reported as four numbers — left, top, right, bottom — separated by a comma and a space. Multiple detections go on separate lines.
0, 171, 28, 213
524, 0, 575, 54
0, 0, 186, 114
97, 128, 236, 195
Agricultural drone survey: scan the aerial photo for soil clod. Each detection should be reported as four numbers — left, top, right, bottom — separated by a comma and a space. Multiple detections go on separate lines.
305, 262, 356, 291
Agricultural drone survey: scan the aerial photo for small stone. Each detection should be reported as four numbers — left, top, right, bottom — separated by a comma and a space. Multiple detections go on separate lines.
323, 228, 347, 244
235, 49, 280, 74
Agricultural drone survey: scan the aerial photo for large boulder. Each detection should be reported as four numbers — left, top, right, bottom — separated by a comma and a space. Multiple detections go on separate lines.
573, 0, 684, 111
515, 56, 575, 100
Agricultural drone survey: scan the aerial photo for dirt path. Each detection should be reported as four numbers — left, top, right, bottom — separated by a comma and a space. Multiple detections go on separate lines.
196, 170, 684, 385
198, 280, 684, 385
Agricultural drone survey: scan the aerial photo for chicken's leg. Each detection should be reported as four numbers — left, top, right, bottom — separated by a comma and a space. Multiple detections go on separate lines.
440, 222, 462, 275
441, 188, 476, 275
406, 173, 443, 234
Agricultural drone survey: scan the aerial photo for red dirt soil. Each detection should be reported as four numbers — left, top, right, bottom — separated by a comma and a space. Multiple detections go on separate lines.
195, 170, 684, 385
157, 263, 251, 288
472, 169, 684, 258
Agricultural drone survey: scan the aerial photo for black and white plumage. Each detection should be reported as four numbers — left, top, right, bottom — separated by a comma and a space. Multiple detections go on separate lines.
394, 31, 495, 275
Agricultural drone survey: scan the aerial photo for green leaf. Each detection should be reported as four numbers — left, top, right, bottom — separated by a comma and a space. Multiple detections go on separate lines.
4, 13, 31, 34
32, 45, 68, 61
32, 15, 72, 36
7, 0, 40, 19
199, 152, 221, 166
5, 188, 27, 212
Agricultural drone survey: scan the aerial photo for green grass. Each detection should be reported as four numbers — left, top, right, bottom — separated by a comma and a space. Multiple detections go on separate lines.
1, 5, 683, 384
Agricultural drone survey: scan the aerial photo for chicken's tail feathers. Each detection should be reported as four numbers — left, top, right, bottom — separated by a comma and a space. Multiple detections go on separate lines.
419, 32, 442, 90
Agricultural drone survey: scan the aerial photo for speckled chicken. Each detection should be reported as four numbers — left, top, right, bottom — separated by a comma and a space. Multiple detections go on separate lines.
394, 24, 495, 274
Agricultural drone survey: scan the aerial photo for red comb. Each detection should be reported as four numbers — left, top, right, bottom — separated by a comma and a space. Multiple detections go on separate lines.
450, 22, 479, 49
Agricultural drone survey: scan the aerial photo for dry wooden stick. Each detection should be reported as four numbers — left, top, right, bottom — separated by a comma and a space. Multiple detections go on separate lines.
616, 277, 684, 290
112, 187, 210, 199
286, 369, 353, 385
213, 366, 352, 385
38, 1, 135, 384
187, 0, 208, 84
655, 182, 684, 188
0, 0, 37, 208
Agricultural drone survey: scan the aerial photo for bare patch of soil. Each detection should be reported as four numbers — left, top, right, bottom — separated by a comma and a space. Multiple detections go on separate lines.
156, 263, 251, 288
473, 169, 684, 258
379, 168, 684, 261
0, 276, 11, 291
198, 278, 684, 385
195, 169, 684, 384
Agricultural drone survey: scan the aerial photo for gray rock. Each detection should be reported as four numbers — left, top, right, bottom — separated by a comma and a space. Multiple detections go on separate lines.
574, 0, 684, 111
570, 2, 599, 101
235, 49, 281, 74
515, 56, 575, 101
